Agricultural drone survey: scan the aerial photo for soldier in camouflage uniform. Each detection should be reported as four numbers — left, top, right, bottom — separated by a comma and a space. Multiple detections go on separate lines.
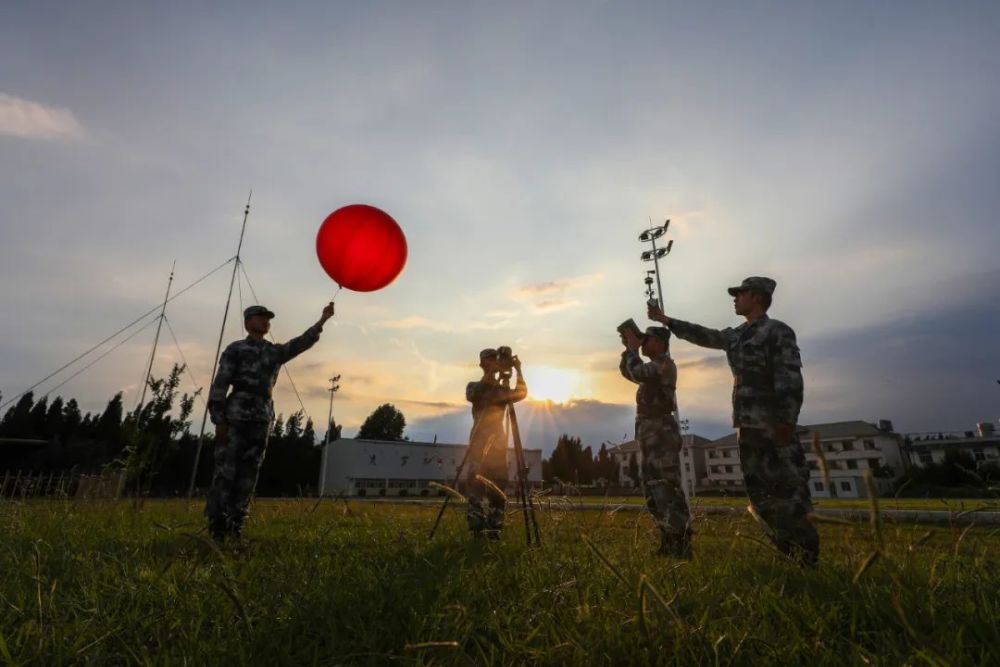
650, 277, 819, 566
205, 303, 334, 542
619, 325, 692, 557
464, 349, 527, 539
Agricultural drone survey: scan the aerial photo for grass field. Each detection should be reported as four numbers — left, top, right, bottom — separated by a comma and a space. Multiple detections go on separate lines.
555, 494, 1000, 512
1, 498, 998, 666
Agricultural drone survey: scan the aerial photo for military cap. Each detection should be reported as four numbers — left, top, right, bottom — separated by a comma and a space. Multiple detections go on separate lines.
727, 276, 776, 297
479, 348, 498, 360
243, 305, 276, 319
644, 326, 671, 343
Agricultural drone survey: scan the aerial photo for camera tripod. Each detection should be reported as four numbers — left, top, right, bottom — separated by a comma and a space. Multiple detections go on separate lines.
499, 373, 542, 546
427, 373, 541, 546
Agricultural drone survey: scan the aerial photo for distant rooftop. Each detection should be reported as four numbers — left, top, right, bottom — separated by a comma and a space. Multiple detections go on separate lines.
710, 421, 896, 446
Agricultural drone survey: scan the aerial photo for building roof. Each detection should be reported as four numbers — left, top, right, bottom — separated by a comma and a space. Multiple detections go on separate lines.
609, 433, 711, 455
907, 435, 1000, 448
710, 421, 895, 446
0, 437, 48, 447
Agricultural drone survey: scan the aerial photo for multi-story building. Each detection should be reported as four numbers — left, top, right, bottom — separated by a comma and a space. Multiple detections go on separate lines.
905, 422, 1000, 469
700, 420, 907, 499
607, 434, 711, 496
320, 438, 543, 498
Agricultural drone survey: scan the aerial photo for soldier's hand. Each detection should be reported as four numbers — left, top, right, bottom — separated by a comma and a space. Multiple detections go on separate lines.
624, 330, 642, 352
512, 356, 522, 372
647, 303, 669, 325
321, 302, 335, 321
215, 423, 229, 444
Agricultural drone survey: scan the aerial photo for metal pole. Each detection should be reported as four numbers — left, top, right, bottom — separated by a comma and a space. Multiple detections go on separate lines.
138, 261, 176, 409
320, 375, 340, 496
187, 191, 252, 498
506, 401, 540, 545
650, 234, 665, 311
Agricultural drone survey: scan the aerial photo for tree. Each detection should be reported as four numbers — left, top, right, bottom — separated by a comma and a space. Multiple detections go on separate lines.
121, 365, 198, 496
45, 397, 65, 438
28, 396, 48, 438
62, 399, 82, 438
323, 418, 343, 445
301, 418, 316, 447
357, 403, 406, 441
0, 392, 35, 438
95, 393, 125, 455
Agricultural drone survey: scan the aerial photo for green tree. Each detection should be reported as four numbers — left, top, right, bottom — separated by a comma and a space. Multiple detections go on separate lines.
357, 403, 406, 441
121, 365, 198, 496
0, 392, 35, 437
45, 397, 65, 438
28, 396, 48, 438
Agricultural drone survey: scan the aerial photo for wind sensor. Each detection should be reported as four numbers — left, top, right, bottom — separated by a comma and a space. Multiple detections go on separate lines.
638, 219, 674, 310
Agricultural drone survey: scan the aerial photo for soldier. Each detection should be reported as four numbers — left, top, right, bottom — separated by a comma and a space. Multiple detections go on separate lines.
464, 348, 527, 539
205, 302, 335, 542
650, 276, 819, 566
619, 325, 692, 557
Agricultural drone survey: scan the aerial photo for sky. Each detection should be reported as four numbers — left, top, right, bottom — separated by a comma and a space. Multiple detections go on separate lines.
2, 1, 998, 453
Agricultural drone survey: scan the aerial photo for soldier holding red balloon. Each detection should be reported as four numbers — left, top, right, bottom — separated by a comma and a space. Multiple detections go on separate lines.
205, 302, 335, 543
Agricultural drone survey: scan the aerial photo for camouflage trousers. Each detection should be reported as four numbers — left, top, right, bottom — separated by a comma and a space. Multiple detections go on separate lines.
464, 443, 508, 537
636, 415, 691, 554
738, 428, 819, 566
204, 421, 269, 537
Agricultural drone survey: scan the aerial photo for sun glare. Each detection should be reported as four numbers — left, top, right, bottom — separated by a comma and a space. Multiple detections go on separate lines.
528, 366, 582, 404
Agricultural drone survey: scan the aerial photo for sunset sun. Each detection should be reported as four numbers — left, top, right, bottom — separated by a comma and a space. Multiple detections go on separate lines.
528, 366, 583, 404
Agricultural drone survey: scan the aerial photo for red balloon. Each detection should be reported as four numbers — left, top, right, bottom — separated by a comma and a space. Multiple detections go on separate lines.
315, 204, 408, 292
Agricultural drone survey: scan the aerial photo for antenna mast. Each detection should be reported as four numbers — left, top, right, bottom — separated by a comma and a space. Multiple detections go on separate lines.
137, 260, 176, 409
187, 191, 252, 498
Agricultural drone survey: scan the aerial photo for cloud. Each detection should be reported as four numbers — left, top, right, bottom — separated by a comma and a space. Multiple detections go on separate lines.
377, 316, 450, 331
508, 273, 604, 315
0, 93, 88, 142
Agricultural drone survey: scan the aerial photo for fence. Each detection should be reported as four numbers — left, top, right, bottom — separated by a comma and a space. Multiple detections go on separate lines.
0, 470, 126, 500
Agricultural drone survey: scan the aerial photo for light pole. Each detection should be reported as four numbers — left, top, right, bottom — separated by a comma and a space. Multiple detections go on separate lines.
320, 374, 341, 496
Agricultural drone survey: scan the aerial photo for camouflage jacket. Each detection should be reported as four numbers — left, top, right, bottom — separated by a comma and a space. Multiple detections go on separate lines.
208, 324, 323, 425
619, 351, 678, 419
668, 315, 803, 429
466, 375, 527, 450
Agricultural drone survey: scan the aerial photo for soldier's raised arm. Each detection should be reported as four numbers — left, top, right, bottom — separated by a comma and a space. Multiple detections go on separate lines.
648, 303, 729, 350
277, 302, 334, 363
208, 344, 237, 425
769, 322, 804, 426
502, 357, 527, 403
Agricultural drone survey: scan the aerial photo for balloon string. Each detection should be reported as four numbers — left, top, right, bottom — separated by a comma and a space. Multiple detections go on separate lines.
332, 284, 342, 303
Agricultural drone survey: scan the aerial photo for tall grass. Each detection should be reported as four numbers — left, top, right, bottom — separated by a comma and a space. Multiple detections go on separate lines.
0, 498, 997, 665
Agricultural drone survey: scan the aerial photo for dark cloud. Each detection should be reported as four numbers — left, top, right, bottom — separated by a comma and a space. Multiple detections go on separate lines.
802, 279, 1000, 433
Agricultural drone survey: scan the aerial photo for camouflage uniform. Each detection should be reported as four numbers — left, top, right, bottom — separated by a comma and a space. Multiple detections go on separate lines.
205, 306, 324, 538
668, 277, 819, 565
464, 353, 527, 537
619, 327, 692, 556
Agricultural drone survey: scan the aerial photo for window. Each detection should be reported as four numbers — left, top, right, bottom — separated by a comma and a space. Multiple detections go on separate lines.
842, 440, 854, 451
840, 481, 852, 492
863, 440, 876, 450
708, 451, 716, 459
808, 461, 819, 470
868, 458, 881, 469
813, 481, 824, 492
725, 465, 734, 474
684, 463, 691, 472
918, 453, 933, 465
973, 449, 986, 462
846, 460, 858, 470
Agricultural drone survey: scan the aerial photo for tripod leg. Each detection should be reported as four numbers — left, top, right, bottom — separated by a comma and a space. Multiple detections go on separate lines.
506, 403, 539, 546
428, 441, 474, 540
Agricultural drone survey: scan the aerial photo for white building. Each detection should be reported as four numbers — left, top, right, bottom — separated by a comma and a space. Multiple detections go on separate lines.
607, 434, 711, 496
702, 420, 907, 499
905, 422, 1000, 468
319, 438, 543, 497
